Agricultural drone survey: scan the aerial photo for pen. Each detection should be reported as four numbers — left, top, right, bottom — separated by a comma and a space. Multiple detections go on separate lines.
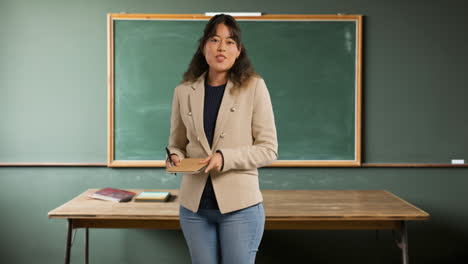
165, 147, 175, 166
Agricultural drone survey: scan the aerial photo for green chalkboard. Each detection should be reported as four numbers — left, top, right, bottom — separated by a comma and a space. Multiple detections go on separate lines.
109, 15, 362, 167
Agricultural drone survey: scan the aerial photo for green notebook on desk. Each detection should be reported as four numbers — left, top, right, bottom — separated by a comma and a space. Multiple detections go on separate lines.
134, 191, 171, 202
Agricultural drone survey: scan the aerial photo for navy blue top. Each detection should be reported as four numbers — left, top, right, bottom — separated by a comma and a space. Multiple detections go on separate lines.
198, 80, 226, 210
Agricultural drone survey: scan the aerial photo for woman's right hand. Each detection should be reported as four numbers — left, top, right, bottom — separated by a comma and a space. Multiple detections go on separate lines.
166, 154, 180, 168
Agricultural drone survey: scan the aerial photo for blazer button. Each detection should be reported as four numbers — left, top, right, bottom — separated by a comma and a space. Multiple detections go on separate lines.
188, 112, 192, 116
231, 107, 236, 112
197, 137, 200, 141
220, 132, 226, 138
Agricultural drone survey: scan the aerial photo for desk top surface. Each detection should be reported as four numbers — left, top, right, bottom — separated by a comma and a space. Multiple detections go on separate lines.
48, 189, 429, 221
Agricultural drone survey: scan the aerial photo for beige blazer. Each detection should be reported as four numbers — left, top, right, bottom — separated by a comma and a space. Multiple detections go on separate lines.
168, 72, 278, 214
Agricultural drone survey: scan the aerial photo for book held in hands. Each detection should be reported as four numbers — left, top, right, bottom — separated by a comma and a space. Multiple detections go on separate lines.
166, 158, 207, 174
89, 188, 136, 202
134, 191, 171, 202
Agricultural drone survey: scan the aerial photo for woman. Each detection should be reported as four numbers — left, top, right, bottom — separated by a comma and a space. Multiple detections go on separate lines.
167, 14, 278, 264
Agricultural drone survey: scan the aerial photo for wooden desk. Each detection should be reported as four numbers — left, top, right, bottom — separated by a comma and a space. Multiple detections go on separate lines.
49, 190, 429, 264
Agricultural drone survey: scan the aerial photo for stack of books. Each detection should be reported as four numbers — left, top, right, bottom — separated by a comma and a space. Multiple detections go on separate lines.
89, 188, 136, 202
88, 188, 171, 203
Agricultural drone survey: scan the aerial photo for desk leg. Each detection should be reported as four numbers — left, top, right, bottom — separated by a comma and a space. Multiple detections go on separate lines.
395, 221, 409, 264
65, 219, 72, 264
85, 228, 89, 264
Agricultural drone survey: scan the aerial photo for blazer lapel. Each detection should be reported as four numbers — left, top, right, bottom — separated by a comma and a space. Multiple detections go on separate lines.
190, 73, 212, 156
212, 79, 236, 150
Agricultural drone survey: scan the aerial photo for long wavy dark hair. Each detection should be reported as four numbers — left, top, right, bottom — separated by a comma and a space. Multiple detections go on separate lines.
182, 14, 257, 90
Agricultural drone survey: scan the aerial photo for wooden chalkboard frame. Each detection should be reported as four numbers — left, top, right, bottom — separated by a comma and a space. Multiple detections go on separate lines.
107, 14, 363, 167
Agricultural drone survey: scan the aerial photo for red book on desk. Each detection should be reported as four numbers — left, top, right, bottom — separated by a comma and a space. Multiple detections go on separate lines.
89, 188, 136, 202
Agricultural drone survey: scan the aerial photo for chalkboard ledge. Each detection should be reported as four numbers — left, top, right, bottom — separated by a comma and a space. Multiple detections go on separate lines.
1, 162, 467, 168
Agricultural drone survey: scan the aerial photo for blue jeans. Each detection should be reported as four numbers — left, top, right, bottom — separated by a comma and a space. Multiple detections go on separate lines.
179, 203, 265, 264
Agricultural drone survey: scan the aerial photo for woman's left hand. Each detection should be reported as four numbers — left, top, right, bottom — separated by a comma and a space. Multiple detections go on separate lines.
200, 153, 223, 173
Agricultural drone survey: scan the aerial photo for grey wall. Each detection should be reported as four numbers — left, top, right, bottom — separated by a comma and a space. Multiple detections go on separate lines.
1, 0, 468, 263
